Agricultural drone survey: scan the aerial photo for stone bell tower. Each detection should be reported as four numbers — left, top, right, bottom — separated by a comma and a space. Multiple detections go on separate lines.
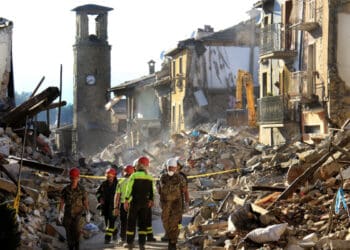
72, 4, 113, 155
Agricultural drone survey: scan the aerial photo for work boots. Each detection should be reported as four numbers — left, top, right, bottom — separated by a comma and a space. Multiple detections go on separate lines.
112, 232, 118, 241
123, 243, 134, 249
147, 233, 157, 242
161, 234, 169, 242
104, 235, 111, 244
168, 242, 176, 250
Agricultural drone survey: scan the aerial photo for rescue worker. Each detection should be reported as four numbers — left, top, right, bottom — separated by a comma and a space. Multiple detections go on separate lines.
58, 167, 90, 250
177, 158, 190, 213
160, 157, 190, 242
132, 158, 157, 242
96, 167, 118, 244
114, 165, 135, 243
159, 158, 188, 250
124, 156, 154, 250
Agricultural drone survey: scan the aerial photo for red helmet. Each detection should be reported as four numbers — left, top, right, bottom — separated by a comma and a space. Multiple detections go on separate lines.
124, 165, 135, 175
138, 156, 150, 167
69, 167, 80, 178
105, 167, 117, 176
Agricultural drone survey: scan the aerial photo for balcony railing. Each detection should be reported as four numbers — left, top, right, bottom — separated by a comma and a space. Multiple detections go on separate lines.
292, 0, 319, 31
260, 23, 297, 59
257, 95, 290, 124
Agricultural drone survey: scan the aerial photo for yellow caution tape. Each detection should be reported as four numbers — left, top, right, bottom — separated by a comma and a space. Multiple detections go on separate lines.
80, 168, 240, 180
13, 179, 21, 214
186, 168, 240, 179
80, 174, 106, 180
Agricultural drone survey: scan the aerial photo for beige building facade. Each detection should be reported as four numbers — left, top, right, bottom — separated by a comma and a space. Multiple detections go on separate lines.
256, 0, 350, 145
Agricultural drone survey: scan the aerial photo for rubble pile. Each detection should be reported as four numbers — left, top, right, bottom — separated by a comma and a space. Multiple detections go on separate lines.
3, 120, 350, 250
157, 124, 350, 249
86, 121, 350, 249
0, 126, 71, 249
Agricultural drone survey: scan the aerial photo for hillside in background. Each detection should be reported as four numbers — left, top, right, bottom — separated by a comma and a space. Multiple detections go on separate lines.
15, 91, 73, 126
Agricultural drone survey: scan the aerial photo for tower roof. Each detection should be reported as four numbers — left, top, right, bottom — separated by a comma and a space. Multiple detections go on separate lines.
72, 4, 113, 14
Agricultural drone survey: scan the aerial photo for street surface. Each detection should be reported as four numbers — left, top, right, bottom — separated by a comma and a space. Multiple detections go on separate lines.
79, 214, 191, 250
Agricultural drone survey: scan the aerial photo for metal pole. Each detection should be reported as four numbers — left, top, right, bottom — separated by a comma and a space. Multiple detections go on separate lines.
57, 64, 63, 128
30, 76, 45, 98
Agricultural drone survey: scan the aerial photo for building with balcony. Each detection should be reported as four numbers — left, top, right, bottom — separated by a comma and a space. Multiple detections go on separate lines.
256, 0, 350, 145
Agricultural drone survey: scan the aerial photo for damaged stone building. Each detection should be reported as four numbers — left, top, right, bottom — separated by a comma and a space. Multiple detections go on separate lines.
165, 20, 260, 134
256, 0, 350, 145
0, 18, 15, 114
108, 61, 164, 147
109, 18, 261, 146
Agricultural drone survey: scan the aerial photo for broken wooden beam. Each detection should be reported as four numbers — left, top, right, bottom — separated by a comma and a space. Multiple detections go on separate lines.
233, 195, 268, 215
0, 164, 28, 195
8, 155, 64, 174
217, 191, 232, 213
274, 129, 350, 203
0, 177, 38, 200
39, 101, 67, 112
251, 185, 286, 192
1, 87, 59, 127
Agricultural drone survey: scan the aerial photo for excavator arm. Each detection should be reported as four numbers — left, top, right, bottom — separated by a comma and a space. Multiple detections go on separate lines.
235, 69, 256, 127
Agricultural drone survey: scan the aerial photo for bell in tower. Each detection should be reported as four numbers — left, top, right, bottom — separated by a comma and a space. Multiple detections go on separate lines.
72, 4, 113, 155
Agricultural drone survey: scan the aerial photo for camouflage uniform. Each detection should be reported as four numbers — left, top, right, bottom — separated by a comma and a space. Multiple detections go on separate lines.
159, 173, 186, 247
61, 183, 88, 250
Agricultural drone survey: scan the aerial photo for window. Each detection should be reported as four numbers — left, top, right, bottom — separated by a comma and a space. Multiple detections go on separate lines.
306, 44, 316, 97
304, 125, 320, 134
179, 57, 183, 74
262, 72, 268, 96
172, 105, 176, 124
177, 79, 183, 91
172, 60, 176, 77
282, 0, 295, 50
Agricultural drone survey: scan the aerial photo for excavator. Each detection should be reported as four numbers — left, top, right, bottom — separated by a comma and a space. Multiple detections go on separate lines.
233, 69, 256, 127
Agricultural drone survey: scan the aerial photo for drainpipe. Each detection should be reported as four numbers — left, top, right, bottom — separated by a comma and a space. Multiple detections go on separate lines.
298, 28, 304, 140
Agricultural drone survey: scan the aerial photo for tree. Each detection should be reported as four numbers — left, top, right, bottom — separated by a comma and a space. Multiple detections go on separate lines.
15, 91, 73, 126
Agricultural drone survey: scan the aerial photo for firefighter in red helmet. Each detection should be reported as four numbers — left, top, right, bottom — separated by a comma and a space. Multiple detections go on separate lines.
123, 156, 154, 250
58, 167, 90, 250
96, 167, 118, 244
114, 165, 135, 243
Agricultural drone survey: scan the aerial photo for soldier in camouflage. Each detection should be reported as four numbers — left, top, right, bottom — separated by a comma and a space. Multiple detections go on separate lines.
58, 167, 90, 250
158, 158, 188, 250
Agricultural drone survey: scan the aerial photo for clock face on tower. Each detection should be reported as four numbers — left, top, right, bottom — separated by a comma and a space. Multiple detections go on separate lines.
86, 74, 96, 85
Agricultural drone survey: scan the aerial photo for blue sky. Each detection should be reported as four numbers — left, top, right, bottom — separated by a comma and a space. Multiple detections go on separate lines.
1, 0, 258, 104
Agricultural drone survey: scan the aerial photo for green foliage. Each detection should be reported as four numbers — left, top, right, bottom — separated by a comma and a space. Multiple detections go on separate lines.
15, 91, 73, 126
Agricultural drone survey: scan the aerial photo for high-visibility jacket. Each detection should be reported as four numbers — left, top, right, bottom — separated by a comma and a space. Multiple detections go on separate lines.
116, 178, 128, 203
125, 170, 154, 206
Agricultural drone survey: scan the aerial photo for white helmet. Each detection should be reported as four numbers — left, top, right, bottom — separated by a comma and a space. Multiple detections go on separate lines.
166, 158, 177, 176
166, 158, 177, 168
133, 158, 139, 167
